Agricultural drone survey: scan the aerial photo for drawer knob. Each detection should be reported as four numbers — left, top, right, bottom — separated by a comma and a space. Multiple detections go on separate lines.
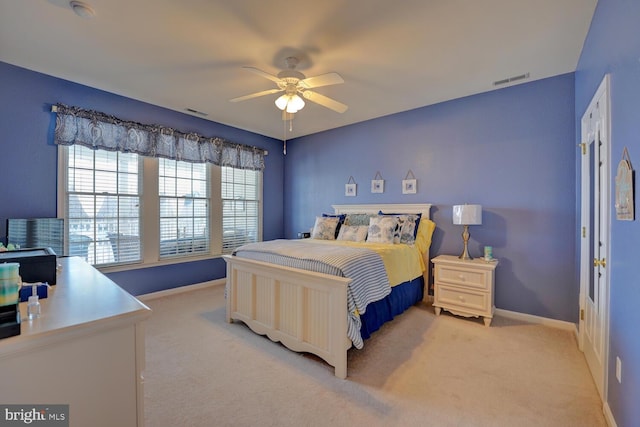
458, 295, 465, 302
458, 274, 465, 281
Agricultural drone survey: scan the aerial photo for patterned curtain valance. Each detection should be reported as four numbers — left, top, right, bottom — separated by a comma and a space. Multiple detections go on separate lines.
53, 103, 265, 171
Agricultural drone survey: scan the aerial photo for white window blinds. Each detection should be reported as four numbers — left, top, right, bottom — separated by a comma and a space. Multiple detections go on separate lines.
221, 167, 260, 253
66, 145, 141, 265
159, 159, 209, 258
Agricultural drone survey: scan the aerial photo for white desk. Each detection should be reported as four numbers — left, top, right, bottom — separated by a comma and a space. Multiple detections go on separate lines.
0, 257, 151, 427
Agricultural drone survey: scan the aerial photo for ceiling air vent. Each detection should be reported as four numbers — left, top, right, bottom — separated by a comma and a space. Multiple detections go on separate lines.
493, 73, 530, 86
185, 108, 208, 117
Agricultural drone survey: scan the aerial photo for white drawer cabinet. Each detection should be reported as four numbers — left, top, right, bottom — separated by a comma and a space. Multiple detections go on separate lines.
0, 257, 151, 427
432, 255, 498, 326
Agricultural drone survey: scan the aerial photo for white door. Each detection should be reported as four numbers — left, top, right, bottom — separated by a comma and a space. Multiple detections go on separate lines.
579, 74, 611, 400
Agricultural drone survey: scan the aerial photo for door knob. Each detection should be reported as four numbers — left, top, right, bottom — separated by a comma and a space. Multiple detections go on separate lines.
593, 258, 606, 268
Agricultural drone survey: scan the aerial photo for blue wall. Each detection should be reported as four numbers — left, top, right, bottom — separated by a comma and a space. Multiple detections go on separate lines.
0, 61, 285, 295
285, 74, 578, 322
576, 0, 640, 424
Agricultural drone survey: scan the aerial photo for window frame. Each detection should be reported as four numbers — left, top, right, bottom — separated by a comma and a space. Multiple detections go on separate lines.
61, 145, 143, 266
221, 166, 263, 254
57, 146, 263, 273
158, 158, 210, 259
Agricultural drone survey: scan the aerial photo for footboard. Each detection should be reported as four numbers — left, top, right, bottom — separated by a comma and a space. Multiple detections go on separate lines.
223, 254, 352, 379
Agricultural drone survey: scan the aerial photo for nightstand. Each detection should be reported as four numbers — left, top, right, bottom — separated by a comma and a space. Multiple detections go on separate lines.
432, 255, 498, 326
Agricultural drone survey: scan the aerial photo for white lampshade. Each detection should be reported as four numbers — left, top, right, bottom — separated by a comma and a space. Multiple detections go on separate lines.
287, 94, 305, 112
275, 94, 305, 113
453, 204, 482, 225
275, 94, 289, 110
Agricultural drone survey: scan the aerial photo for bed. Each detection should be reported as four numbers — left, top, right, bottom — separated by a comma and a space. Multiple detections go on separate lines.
224, 203, 434, 378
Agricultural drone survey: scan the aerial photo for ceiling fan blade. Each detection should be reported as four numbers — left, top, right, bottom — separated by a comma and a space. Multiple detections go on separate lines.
302, 91, 348, 113
242, 66, 282, 84
230, 88, 282, 103
299, 72, 344, 89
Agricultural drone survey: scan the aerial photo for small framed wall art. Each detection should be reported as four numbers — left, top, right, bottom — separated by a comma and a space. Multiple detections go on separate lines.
615, 147, 634, 220
345, 176, 357, 197
371, 171, 384, 193
402, 170, 417, 194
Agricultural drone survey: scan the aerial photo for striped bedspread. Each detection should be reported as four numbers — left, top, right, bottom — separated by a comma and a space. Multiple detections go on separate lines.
233, 239, 391, 349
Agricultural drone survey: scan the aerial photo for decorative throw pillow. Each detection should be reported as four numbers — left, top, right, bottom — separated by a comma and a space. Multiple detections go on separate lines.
396, 214, 421, 244
311, 216, 339, 240
322, 213, 346, 238
344, 213, 377, 227
337, 225, 368, 242
379, 211, 422, 244
366, 216, 398, 243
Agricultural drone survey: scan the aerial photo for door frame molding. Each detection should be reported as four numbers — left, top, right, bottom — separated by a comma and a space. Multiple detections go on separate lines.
579, 73, 611, 401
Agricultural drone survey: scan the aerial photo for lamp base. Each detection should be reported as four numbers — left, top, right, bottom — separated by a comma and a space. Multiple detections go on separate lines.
458, 248, 473, 260
458, 225, 474, 260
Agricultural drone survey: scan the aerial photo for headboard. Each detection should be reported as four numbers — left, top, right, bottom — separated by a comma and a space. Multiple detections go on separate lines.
332, 203, 432, 219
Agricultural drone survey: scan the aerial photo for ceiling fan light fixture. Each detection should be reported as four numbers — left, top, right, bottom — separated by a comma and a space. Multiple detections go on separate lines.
234, 58, 346, 116
275, 94, 305, 113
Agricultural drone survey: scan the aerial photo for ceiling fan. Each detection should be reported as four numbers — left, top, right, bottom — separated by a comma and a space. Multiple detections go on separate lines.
230, 57, 348, 115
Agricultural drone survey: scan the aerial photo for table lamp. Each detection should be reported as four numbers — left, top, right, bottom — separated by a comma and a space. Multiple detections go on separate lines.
452, 204, 482, 260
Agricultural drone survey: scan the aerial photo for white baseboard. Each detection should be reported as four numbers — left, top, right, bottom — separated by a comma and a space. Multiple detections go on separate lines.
603, 402, 617, 427
494, 308, 578, 334
424, 296, 578, 334
138, 279, 225, 302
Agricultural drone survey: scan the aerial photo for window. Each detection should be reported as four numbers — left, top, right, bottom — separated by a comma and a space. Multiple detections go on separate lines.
159, 159, 209, 258
65, 145, 141, 265
221, 167, 260, 253
60, 146, 262, 268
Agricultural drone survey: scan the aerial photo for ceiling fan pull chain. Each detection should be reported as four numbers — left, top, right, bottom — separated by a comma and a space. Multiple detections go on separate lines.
283, 117, 287, 155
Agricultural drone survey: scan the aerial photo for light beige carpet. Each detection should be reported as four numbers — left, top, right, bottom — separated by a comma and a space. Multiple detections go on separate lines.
143, 285, 606, 427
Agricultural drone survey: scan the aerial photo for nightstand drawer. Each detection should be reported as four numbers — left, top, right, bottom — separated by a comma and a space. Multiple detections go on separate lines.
435, 284, 491, 314
435, 266, 489, 291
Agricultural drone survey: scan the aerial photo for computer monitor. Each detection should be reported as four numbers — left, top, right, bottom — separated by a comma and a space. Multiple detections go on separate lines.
6, 218, 64, 256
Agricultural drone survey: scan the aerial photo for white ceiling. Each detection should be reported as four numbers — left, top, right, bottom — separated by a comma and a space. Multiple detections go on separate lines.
0, 0, 597, 140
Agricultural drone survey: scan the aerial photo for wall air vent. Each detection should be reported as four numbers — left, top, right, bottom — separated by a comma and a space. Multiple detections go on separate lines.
493, 72, 530, 86
185, 108, 208, 117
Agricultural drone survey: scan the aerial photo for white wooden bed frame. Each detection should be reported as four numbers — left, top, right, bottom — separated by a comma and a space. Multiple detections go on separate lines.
224, 203, 432, 379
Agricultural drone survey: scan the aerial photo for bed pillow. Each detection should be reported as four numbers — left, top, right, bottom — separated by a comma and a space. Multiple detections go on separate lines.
366, 215, 398, 243
311, 216, 339, 240
337, 225, 368, 242
322, 213, 346, 238
378, 211, 422, 244
415, 218, 436, 255
344, 213, 377, 227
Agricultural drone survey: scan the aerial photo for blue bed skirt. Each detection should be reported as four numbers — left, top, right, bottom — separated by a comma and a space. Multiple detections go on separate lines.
359, 276, 424, 340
